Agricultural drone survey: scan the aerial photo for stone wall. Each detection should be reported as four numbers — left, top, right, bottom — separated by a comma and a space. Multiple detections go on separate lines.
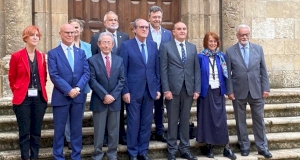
222, 0, 300, 88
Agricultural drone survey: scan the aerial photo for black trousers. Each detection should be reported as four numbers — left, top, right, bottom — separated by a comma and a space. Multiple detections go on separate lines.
13, 92, 47, 160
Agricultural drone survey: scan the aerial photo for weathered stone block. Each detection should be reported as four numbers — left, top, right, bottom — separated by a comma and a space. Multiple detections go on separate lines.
252, 18, 275, 39
0, 11, 4, 35
275, 18, 294, 39
251, 39, 284, 56
295, 19, 300, 39
285, 39, 300, 55
245, 1, 266, 18
51, 14, 68, 36
272, 55, 294, 71
51, 0, 68, 14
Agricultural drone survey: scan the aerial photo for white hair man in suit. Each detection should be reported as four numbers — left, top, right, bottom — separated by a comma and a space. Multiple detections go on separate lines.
225, 24, 272, 159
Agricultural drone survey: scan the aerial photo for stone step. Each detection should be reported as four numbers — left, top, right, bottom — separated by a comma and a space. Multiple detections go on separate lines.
1, 117, 300, 151
1, 88, 300, 115
1, 103, 300, 132
0, 133, 300, 160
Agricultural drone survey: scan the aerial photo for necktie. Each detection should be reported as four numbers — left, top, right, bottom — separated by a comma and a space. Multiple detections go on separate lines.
242, 47, 249, 67
67, 47, 74, 71
141, 44, 146, 63
180, 43, 186, 64
105, 56, 111, 78
112, 34, 117, 54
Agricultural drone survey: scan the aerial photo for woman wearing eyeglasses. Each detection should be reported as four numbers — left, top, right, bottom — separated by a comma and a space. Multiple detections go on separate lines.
196, 32, 236, 160
8, 25, 48, 160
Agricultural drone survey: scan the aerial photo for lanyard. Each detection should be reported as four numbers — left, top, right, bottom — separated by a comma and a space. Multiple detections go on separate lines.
209, 56, 216, 80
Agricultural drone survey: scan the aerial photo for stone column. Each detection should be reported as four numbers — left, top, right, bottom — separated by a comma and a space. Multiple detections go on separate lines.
0, 0, 32, 98
181, 0, 220, 51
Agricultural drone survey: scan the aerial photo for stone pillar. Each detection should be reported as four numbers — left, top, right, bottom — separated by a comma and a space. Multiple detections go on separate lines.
221, 0, 244, 50
181, 0, 220, 51
0, 0, 32, 98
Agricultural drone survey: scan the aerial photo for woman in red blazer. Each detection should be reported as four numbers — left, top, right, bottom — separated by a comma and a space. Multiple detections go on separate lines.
8, 25, 48, 160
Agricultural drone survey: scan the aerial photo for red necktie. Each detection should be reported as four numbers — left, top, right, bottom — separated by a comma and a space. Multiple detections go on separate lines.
105, 56, 111, 78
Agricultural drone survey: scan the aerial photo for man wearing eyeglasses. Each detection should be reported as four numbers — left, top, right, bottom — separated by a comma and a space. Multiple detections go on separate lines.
119, 19, 161, 160
48, 24, 90, 160
147, 5, 172, 143
90, 11, 129, 146
225, 24, 272, 159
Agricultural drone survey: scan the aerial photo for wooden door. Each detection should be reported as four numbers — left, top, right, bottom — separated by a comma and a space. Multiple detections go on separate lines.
68, 0, 181, 42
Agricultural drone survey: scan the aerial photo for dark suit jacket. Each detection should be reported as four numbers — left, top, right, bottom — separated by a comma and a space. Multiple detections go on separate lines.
198, 53, 226, 97
90, 31, 129, 55
160, 40, 200, 96
119, 38, 160, 100
88, 53, 125, 112
225, 42, 270, 99
146, 26, 172, 49
8, 48, 48, 105
47, 45, 90, 106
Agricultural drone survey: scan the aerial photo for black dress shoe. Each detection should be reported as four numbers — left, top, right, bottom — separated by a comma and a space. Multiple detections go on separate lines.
67, 142, 72, 150
129, 156, 138, 160
180, 151, 197, 160
155, 134, 167, 143
206, 144, 214, 158
119, 136, 127, 145
258, 150, 272, 158
167, 154, 176, 160
241, 150, 249, 156
223, 148, 236, 160
138, 154, 151, 160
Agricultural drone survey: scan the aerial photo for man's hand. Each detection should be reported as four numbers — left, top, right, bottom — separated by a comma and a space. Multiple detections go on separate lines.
262, 91, 269, 99
68, 88, 80, 98
228, 93, 235, 100
122, 93, 130, 103
103, 94, 115, 104
193, 92, 199, 100
164, 91, 173, 100
155, 92, 161, 100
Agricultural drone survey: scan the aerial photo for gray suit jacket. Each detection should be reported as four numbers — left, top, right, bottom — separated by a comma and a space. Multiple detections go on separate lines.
225, 42, 270, 99
88, 53, 125, 112
159, 40, 200, 96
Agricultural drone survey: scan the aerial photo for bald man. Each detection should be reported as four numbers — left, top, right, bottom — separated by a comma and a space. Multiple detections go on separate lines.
48, 24, 90, 160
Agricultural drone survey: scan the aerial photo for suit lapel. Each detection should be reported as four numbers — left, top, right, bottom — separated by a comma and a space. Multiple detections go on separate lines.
248, 43, 255, 68
20, 49, 30, 77
132, 39, 146, 66
57, 46, 73, 72
234, 43, 247, 68
170, 40, 182, 64
97, 54, 109, 79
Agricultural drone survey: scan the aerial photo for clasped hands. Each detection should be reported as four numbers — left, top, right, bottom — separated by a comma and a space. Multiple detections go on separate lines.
68, 88, 80, 98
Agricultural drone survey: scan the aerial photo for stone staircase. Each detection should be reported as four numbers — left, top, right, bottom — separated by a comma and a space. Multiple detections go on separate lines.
0, 88, 300, 160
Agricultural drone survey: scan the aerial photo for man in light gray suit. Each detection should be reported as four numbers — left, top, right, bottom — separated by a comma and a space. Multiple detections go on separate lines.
225, 24, 272, 159
89, 32, 125, 160
160, 22, 200, 160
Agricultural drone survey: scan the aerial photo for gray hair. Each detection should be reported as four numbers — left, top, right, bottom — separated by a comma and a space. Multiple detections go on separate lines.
98, 32, 114, 43
104, 11, 118, 21
236, 24, 251, 33
133, 19, 142, 28
148, 6, 163, 16
69, 19, 84, 29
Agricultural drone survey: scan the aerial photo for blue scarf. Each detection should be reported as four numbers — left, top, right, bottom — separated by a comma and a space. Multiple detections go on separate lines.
200, 48, 228, 78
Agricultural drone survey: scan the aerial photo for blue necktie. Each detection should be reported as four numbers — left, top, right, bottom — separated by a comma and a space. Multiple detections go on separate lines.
141, 44, 146, 63
67, 47, 74, 71
242, 47, 249, 67
180, 43, 186, 64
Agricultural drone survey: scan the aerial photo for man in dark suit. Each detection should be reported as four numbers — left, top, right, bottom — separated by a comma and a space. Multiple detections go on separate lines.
90, 11, 129, 145
48, 24, 90, 160
226, 24, 272, 159
160, 22, 200, 160
119, 18, 161, 160
89, 32, 125, 160
147, 5, 172, 143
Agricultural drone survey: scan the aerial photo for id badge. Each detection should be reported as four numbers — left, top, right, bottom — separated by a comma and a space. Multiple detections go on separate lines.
210, 80, 219, 89
28, 88, 38, 97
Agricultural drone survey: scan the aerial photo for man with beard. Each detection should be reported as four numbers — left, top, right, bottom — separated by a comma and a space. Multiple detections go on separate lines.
225, 24, 272, 159
90, 11, 129, 145
147, 5, 172, 143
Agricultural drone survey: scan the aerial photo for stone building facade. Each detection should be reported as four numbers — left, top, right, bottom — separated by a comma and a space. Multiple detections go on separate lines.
0, 0, 299, 99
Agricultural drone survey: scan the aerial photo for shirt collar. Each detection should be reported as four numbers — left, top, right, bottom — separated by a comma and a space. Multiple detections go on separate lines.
101, 52, 112, 58
106, 30, 117, 36
61, 42, 74, 50
149, 24, 161, 34
135, 37, 147, 46
238, 42, 249, 49
174, 39, 185, 46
